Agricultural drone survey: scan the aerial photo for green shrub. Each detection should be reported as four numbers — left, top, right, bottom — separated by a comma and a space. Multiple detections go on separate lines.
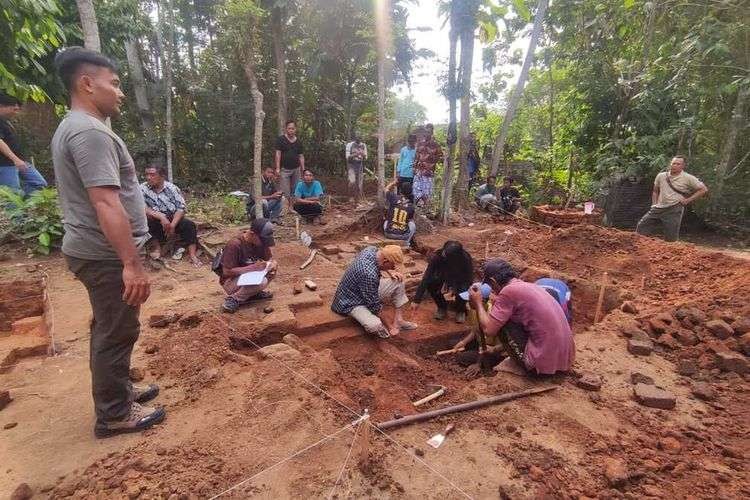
0, 187, 64, 255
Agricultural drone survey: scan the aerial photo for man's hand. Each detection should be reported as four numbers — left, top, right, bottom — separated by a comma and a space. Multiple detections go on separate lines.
273, 191, 283, 199
465, 363, 481, 378
410, 302, 421, 311
160, 216, 172, 235
14, 159, 27, 172
679, 198, 690, 206
386, 271, 404, 282
468, 285, 482, 308
122, 262, 151, 306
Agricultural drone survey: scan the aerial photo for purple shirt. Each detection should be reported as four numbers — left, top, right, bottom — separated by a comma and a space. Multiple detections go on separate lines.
489, 279, 575, 374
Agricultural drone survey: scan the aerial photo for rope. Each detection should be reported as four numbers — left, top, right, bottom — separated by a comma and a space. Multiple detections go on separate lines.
327, 420, 361, 500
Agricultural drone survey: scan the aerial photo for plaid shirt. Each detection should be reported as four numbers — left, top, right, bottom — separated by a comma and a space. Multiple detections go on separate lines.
140, 181, 187, 218
331, 246, 382, 315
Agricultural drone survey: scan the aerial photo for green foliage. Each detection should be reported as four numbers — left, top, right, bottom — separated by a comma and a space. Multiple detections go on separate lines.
0, 187, 63, 255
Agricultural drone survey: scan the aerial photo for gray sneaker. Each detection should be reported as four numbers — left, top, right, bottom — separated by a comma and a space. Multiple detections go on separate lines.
94, 402, 166, 439
132, 383, 159, 404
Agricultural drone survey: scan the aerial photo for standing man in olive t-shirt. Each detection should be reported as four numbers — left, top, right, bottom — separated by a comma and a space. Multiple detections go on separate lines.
51, 47, 165, 438
275, 119, 305, 201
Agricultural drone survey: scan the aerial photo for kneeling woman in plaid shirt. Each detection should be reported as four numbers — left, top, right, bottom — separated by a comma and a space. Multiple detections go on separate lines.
331, 245, 418, 338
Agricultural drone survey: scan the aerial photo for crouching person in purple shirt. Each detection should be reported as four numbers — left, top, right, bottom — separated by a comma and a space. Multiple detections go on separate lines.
468, 259, 575, 376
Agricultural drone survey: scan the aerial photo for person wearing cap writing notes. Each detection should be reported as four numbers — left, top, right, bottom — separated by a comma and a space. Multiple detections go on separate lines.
331, 245, 418, 339
468, 259, 575, 376
219, 218, 278, 313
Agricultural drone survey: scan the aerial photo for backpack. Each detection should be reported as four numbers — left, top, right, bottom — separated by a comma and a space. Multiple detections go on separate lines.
211, 249, 224, 277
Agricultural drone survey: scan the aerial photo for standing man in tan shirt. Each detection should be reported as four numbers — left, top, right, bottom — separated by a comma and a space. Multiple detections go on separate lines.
636, 155, 708, 242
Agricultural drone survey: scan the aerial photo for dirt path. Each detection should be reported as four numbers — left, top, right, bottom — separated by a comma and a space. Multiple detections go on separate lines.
1, 215, 748, 498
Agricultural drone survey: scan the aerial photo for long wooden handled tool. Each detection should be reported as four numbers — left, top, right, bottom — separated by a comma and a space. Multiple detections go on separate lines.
436, 347, 465, 356
376, 386, 556, 431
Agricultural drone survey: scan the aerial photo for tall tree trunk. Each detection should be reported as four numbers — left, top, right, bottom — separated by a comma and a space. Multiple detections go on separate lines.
441, 25, 459, 223
242, 52, 265, 219
712, 86, 749, 213
181, 0, 196, 70
271, 7, 288, 135
489, 0, 549, 176
75, 0, 101, 52
157, 0, 174, 181
125, 39, 155, 133
456, 24, 476, 210
375, 0, 391, 208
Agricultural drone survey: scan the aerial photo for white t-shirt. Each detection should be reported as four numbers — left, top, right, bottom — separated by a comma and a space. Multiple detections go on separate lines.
653, 171, 705, 208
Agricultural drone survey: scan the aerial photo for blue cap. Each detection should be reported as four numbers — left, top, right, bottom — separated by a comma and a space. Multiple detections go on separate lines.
459, 282, 492, 301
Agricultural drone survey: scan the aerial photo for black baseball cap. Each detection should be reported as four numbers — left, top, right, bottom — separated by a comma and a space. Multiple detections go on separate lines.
250, 218, 275, 247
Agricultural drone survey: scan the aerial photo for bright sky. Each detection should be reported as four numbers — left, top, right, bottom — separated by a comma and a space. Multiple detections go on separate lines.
394, 0, 493, 124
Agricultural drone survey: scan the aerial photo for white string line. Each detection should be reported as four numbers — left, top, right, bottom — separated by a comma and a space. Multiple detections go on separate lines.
208, 422, 354, 500
210, 312, 476, 500
327, 421, 361, 500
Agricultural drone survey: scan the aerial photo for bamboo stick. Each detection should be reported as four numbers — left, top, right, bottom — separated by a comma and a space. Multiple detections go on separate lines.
594, 271, 608, 323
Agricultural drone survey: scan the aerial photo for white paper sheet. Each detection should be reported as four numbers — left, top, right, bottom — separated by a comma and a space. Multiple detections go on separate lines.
237, 265, 268, 286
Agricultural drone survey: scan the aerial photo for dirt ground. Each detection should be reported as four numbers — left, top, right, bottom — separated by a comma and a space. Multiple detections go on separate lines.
1, 203, 748, 499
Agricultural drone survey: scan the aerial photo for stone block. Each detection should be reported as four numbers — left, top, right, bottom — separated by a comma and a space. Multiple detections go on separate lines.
647, 317, 669, 337
129, 367, 145, 382
11, 316, 47, 337
672, 329, 699, 346
691, 382, 717, 401
256, 306, 297, 334
630, 372, 654, 385
628, 338, 653, 356
621, 301, 638, 314
739, 333, 750, 356
338, 243, 358, 254
148, 313, 181, 328
676, 359, 698, 377
0, 335, 49, 372
706, 319, 734, 340
286, 292, 324, 312
674, 306, 706, 325
633, 383, 676, 410
715, 351, 748, 374
576, 372, 603, 391
320, 244, 341, 255
621, 324, 650, 341
732, 317, 750, 335
256, 343, 301, 361
604, 458, 629, 488
0, 390, 12, 410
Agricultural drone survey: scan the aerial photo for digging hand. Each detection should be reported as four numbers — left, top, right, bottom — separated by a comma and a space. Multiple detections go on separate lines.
465, 363, 482, 378
122, 262, 151, 306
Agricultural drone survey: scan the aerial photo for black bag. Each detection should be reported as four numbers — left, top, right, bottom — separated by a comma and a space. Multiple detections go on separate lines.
211, 249, 224, 277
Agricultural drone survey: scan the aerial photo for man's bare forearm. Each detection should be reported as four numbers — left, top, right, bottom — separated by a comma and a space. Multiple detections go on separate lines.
0, 140, 23, 165
652, 188, 659, 206
171, 210, 185, 225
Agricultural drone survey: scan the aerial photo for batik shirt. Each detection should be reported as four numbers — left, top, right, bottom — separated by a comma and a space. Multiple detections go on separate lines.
140, 181, 187, 218
331, 246, 382, 315
415, 136, 443, 177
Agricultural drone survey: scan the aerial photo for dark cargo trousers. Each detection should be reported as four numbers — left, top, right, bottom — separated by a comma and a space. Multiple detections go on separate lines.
66, 255, 139, 423
635, 204, 685, 242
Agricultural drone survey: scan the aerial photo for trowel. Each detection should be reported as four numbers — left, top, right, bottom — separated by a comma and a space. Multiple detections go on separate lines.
426, 424, 455, 449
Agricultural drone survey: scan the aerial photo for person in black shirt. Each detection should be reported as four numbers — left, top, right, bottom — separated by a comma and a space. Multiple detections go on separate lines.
0, 93, 48, 195
246, 166, 283, 222
275, 120, 305, 201
498, 176, 521, 214
383, 179, 416, 246
412, 240, 473, 323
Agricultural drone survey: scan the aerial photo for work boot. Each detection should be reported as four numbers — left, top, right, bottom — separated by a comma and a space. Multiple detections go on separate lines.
132, 383, 159, 404
433, 308, 447, 321
94, 403, 166, 439
455, 311, 467, 324
222, 297, 240, 313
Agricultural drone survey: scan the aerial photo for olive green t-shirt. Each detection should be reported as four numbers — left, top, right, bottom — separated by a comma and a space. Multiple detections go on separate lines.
52, 110, 148, 260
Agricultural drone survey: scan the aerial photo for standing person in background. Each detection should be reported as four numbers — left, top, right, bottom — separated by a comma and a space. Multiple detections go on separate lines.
467, 132, 481, 189
413, 124, 443, 208
293, 168, 326, 224
275, 119, 305, 202
345, 135, 367, 204
396, 133, 417, 195
0, 93, 48, 195
52, 47, 164, 438
636, 155, 708, 242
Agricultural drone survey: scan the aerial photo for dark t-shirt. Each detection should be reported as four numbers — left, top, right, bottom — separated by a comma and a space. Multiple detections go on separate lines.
275, 135, 304, 171
499, 186, 520, 200
220, 236, 272, 284
384, 191, 414, 235
0, 118, 23, 166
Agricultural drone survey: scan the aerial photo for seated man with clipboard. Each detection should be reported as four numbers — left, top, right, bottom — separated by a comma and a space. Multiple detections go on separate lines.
214, 218, 278, 313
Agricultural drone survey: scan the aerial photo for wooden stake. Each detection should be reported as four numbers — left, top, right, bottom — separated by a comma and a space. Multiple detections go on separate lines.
640, 274, 646, 290
484, 241, 489, 259
594, 271, 608, 324
357, 414, 372, 471
295, 216, 300, 239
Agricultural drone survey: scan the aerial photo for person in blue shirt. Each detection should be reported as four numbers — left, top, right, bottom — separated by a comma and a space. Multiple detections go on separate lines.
293, 168, 326, 224
396, 133, 417, 195
535, 278, 573, 326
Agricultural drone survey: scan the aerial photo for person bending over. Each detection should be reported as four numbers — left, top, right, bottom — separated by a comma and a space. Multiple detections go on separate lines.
218, 218, 277, 313
474, 175, 498, 209
331, 245, 418, 339
141, 164, 201, 266
468, 259, 575, 376
412, 240, 473, 323
383, 179, 416, 246
293, 168, 325, 224
246, 166, 283, 223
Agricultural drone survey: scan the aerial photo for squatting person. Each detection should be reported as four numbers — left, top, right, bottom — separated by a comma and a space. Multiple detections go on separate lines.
52, 47, 164, 437
293, 168, 326, 224
412, 240, 473, 324
383, 178, 416, 246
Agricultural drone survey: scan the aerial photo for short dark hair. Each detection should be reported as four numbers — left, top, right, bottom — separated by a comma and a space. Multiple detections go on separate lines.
0, 93, 21, 106
503, 176, 513, 183
487, 175, 496, 182
145, 164, 168, 177
407, 134, 417, 145
673, 155, 687, 165
400, 181, 413, 197
302, 168, 314, 176
482, 259, 517, 288
285, 119, 296, 127
54, 47, 118, 92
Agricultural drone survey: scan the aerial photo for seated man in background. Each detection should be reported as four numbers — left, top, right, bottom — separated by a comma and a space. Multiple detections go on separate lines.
498, 176, 521, 214
216, 218, 277, 313
293, 168, 325, 224
469, 259, 575, 376
246, 166, 282, 223
141, 164, 201, 266
331, 245, 417, 339
474, 175, 498, 209
383, 179, 416, 246
535, 277, 573, 326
